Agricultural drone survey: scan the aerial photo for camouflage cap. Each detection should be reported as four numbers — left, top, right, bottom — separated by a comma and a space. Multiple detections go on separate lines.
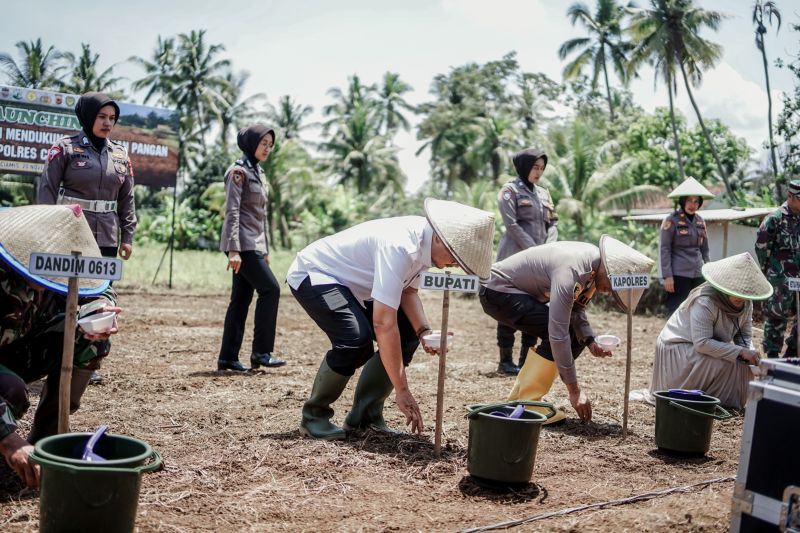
788, 179, 800, 195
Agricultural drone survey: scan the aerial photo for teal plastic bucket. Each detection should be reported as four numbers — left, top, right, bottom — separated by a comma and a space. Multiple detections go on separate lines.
465, 401, 554, 488
29, 432, 162, 533
653, 390, 732, 455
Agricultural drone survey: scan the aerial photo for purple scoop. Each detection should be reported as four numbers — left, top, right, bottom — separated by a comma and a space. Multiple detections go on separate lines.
488, 405, 526, 418
668, 389, 704, 400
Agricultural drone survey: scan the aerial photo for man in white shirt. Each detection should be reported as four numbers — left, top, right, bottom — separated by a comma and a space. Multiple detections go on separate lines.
287, 199, 494, 440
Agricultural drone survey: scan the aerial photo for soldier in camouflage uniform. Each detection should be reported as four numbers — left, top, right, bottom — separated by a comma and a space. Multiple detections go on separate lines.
755, 179, 800, 358
0, 205, 121, 488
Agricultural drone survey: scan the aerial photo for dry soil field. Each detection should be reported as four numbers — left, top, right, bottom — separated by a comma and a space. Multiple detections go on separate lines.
0, 289, 756, 532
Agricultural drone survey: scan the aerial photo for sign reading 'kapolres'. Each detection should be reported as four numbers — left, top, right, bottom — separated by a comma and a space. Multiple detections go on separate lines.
610, 274, 651, 290
0, 84, 179, 188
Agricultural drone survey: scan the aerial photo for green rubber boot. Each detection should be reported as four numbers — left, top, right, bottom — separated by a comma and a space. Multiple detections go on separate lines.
300, 359, 351, 440
343, 354, 399, 435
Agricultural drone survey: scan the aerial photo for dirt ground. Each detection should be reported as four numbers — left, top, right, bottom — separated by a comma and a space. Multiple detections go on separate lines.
0, 290, 755, 532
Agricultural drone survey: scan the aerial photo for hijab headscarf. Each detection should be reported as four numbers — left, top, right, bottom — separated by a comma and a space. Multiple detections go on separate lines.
75, 92, 120, 151
681, 282, 748, 319
512, 148, 547, 191
237, 124, 275, 168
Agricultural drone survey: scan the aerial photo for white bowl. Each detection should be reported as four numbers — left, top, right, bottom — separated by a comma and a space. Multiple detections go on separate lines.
595, 334, 621, 350
422, 330, 454, 350
77, 311, 116, 334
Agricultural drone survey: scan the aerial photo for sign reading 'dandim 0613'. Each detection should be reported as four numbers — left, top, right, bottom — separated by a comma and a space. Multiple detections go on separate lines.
789, 278, 800, 291
419, 272, 480, 293
29, 253, 123, 281
610, 274, 650, 290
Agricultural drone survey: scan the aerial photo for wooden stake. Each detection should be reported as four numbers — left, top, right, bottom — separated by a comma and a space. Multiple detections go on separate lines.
622, 289, 633, 438
434, 278, 451, 458
58, 251, 81, 434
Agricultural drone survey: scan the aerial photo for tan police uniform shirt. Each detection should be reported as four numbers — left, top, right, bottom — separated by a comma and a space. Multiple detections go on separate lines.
496, 177, 558, 261
485, 241, 599, 383
659, 210, 709, 279
38, 131, 136, 247
219, 158, 268, 254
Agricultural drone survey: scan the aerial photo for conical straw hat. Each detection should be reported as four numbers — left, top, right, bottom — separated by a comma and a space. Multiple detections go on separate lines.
0, 205, 109, 295
599, 235, 655, 313
424, 198, 495, 281
667, 176, 715, 199
701, 253, 773, 300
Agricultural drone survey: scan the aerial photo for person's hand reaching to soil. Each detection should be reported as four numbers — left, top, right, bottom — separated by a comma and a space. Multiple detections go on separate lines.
0, 432, 39, 488
566, 382, 592, 422
395, 389, 423, 434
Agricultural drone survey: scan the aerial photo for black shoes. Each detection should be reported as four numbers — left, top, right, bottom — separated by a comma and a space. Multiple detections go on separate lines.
217, 360, 249, 372
250, 352, 287, 369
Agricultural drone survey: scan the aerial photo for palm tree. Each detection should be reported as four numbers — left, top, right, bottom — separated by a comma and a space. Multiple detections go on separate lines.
753, 0, 782, 196
559, 0, 634, 121
322, 74, 375, 134
322, 102, 404, 194
0, 39, 64, 89
218, 70, 267, 146
375, 71, 415, 135
59, 43, 125, 98
129, 36, 177, 107
267, 95, 314, 140
629, 0, 734, 199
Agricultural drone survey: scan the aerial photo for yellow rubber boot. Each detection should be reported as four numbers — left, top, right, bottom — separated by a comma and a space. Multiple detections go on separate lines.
508, 348, 567, 425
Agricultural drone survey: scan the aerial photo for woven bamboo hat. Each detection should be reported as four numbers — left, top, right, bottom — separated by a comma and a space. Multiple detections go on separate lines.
667, 176, 715, 199
424, 198, 495, 281
599, 235, 655, 313
701, 253, 773, 300
0, 205, 109, 295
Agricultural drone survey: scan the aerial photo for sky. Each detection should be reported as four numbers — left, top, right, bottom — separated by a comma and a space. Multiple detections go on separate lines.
3, 0, 798, 191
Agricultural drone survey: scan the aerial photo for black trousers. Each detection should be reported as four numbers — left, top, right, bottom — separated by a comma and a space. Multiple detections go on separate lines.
480, 287, 586, 363
665, 275, 704, 316
219, 251, 280, 361
290, 277, 419, 376
496, 323, 537, 350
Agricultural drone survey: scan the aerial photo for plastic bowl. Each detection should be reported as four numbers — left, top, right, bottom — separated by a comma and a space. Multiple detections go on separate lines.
421, 330, 454, 350
595, 334, 621, 349
77, 311, 116, 334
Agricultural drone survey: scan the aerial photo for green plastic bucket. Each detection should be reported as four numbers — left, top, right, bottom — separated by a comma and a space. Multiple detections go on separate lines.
653, 390, 732, 455
29, 432, 162, 533
465, 401, 554, 488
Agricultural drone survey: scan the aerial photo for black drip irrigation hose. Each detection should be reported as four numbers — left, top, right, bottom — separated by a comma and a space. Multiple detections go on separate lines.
457, 476, 735, 533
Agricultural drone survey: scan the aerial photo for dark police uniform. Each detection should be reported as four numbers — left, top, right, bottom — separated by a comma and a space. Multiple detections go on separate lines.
659, 209, 709, 316
218, 157, 280, 365
496, 176, 558, 367
39, 130, 136, 257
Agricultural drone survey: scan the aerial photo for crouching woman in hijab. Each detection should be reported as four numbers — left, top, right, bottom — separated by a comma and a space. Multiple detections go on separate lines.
217, 125, 286, 372
650, 253, 773, 409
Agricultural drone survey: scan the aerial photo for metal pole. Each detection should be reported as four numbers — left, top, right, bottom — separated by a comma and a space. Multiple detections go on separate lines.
58, 251, 81, 434
622, 289, 633, 438
168, 179, 177, 289
434, 275, 451, 458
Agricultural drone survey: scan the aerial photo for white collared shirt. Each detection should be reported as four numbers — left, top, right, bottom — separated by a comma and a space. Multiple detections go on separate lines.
287, 216, 433, 309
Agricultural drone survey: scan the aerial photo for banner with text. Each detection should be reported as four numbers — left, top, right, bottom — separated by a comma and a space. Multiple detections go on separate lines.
0, 84, 179, 188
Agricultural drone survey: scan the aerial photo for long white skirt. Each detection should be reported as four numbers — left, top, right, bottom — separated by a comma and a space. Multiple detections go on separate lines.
650, 337, 753, 409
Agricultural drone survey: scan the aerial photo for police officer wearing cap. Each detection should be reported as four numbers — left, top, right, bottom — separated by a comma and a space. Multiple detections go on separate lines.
659, 177, 713, 316
495, 148, 558, 375
755, 179, 800, 358
217, 124, 286, 372
39, 92, 137, 261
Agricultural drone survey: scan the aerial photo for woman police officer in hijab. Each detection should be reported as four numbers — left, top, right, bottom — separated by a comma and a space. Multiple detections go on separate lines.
216, 124, 287, 372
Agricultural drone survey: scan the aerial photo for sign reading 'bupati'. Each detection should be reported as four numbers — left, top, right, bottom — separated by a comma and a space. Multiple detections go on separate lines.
0, 85, 179, 188
420, 272, 480, 293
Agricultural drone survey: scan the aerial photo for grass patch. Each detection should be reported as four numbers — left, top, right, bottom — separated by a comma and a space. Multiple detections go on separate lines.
116, 244, 297, 293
